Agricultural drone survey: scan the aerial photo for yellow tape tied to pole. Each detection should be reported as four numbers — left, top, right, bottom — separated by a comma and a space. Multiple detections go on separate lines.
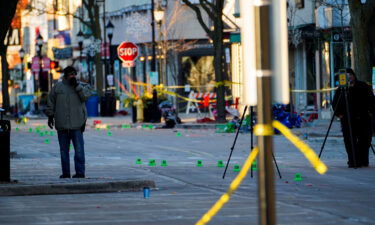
272, 120, 328, 174
195, 147, 259, 225
195, 120, 328, 225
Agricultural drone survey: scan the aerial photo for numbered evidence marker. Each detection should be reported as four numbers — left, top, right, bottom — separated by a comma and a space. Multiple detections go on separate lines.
233, 164, 241, 172
136, 158, 142, 165
149, 159, 156, 166
217, 160, 224, 168
196, 160, 203, 167
294, 173, 302, 181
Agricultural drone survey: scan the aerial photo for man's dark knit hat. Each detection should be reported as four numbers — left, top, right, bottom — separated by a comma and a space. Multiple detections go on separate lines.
63, 66, 77, 77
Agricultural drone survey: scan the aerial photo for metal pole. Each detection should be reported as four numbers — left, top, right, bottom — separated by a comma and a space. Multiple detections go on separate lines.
254, 1, 276, 225
151, 0, 156, 73
103, 0, 107, 90
158, 22, 163, 84
38, 48, 42, 93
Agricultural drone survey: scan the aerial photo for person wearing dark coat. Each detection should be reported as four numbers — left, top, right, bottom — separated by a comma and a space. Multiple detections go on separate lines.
332, 68, 375, 168
45, 66, 92, 178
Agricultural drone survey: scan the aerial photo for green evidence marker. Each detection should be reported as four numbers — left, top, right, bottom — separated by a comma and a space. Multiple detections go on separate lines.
233, 164, 240, 172
44, 139, 50, 144
29, 128, 33, 133
176, 132, 182, 137
252, 160, 257, 171
217, 160, 224, 168
50, 131, 55, 136
107, 131, 112, 136
149, 159, 156, 166
136, 158, 142, 165
196, 160, 203, 167
15, 127, 20, 132
294, 173, 302, 181
161, 160, 168, 167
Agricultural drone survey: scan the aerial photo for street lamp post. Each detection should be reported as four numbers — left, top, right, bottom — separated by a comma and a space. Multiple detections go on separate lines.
36, 34, 43, 93
106, 20, 114, 85
154, 3, 165, 85
151, 0, 157, 76
19, 48, 25, 82
77, 30, 84, 63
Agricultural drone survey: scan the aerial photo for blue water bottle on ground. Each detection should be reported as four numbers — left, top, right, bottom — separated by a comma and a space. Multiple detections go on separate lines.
143, 187, 150, 198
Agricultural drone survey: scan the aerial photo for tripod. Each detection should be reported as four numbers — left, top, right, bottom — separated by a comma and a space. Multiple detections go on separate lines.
222, 106, 282, 179
319, 86, 375, 167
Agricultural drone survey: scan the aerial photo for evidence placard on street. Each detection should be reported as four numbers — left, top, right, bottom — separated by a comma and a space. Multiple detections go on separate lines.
117, 42, 139, 68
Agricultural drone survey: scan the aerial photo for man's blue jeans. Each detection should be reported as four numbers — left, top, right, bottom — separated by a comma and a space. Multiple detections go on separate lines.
57, 130, 85, 176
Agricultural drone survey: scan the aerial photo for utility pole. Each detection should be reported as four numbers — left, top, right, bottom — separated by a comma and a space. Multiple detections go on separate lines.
254, 1, 276, 225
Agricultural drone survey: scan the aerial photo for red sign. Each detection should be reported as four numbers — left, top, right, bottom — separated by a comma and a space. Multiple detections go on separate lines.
31, 56, 51, 73
117, 42, 138, 66
101, 42, 110, 59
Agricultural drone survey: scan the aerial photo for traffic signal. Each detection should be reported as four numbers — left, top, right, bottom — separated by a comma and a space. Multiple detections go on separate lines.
50, 61, 59, 69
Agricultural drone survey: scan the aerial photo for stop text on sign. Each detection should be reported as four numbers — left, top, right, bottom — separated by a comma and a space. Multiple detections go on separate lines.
118, 47, 137, 57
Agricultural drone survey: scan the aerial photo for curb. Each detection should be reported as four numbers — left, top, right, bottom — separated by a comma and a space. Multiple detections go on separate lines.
92, 123, 220, 130
0, 180, 156, 196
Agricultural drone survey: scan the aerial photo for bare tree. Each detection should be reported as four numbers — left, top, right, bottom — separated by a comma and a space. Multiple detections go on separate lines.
180, 0, 227, 122
347, 0, 375, 82
25, 0, 105, 96
0, 0, 19, 111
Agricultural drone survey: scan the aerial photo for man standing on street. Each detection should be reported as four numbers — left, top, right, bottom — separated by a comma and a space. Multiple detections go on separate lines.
333, 68, 375, 168
46, 66, 92, 178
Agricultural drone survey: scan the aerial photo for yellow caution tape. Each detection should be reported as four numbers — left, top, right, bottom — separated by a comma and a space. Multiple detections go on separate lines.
291, 87, 337, 93
272, 120, 328, 174
254, 124, 274, 136
195, 147, 259, 225
128, 79, 241, 89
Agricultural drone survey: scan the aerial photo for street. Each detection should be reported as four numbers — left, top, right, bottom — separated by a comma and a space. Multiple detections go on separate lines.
1, 118, 375, 225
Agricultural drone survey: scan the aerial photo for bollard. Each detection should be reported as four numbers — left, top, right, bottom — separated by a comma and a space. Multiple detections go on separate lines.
0, 108, 11, 182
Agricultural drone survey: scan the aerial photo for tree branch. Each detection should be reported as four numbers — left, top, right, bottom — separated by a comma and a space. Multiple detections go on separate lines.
181, 0, 213, 38
200, 0, 216, 21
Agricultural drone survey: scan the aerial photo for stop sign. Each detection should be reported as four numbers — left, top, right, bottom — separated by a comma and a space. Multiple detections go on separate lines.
117, 42, 139, 63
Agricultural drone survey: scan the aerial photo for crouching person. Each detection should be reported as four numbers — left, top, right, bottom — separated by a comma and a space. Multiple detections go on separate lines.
46, 66, 92, 178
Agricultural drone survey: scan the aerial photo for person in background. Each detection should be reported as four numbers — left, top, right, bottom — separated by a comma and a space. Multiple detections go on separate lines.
333, 68, 375, 168
46, 66, 91, 178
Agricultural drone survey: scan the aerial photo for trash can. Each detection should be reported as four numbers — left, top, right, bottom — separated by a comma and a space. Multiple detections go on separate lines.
100, 92, 116, 117
0, 108, 11, 182
86, 95, 99, 117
